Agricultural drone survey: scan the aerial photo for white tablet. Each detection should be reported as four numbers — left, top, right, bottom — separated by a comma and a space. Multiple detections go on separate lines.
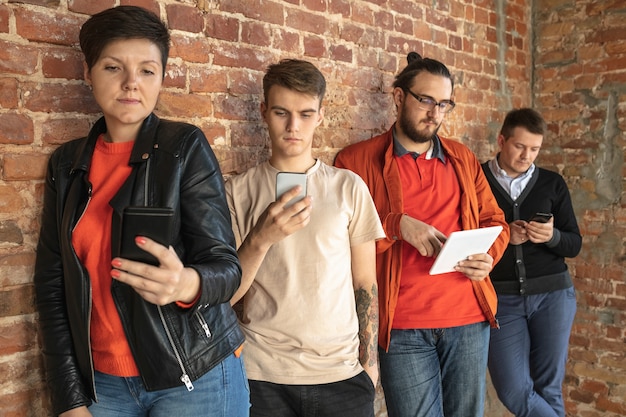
429, 226, 503, 275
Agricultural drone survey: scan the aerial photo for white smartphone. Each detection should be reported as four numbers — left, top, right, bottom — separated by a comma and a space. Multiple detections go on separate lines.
276, 172, 307, 207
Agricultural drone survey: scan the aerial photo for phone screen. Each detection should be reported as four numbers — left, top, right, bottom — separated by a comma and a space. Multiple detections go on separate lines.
276, 172, 307, 206
530, 212, 553, 223
120, 206, 174, 265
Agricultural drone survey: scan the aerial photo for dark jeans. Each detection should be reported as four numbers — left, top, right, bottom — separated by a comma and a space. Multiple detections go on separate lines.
488, 287, 577, 417
249, 371, 375, 417
379, 322, 490, 417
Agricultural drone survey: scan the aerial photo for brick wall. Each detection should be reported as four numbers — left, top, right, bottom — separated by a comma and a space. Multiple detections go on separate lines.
533, 1, 626, 416
0, 0, 623, 416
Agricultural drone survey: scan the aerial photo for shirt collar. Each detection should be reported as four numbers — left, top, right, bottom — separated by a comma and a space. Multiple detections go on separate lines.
489, 154, 535, 180
392, 126, 446, 162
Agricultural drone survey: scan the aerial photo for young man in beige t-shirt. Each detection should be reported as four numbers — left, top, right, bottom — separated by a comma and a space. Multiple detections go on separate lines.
226, 59, 384, 417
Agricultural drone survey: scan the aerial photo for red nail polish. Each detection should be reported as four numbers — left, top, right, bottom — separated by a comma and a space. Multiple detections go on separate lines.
111, 259, 122, 268
111, 269, 121, 278
135, 236, 147, 245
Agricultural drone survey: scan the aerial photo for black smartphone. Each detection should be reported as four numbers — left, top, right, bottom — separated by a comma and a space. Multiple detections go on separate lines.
120, 206, 174, 265
530, 212, 553, 223
276, 172, 307, 207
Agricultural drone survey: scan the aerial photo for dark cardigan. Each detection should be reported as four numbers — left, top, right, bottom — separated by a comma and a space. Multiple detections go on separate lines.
482, 163, 582, 295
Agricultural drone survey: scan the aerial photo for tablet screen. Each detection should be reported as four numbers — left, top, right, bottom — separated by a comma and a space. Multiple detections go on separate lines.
429, 226, 503, 275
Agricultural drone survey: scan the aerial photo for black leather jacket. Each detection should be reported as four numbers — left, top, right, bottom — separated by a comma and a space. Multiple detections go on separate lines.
34, 114, 244, 416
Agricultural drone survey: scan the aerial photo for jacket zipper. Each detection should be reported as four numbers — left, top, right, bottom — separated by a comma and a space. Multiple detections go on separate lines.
158, 306, 195, 391
145, 148, 193, 392
72, 182, 98, 401
195, 311, 212, 338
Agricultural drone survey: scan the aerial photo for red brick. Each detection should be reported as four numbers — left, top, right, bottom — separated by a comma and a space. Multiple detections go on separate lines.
285, 8, 328, 34
0, 253, 35, 286
0, 284, 35, 317
221, 0, 284, 25
303, 36, 326, 58
395, 15, 414, 35
3, 154, 48, 180
156, 91, 213, 118
351, 2, 375, 25
163, 61, 186, 89
118, 0, 160, 15
303, 0, 326, 12
41, 117, 91, 145
22, 82, 99, 114
205, 14, 239, 42
189, 67, 228, 94
330, 44, 352, 63
0, 317, 38, 355
241, 21, 271, 47
0, 386, 49, 417
14, 8, 85, 46
197, 121, 226, 147
328, 0, 350, 17
67, 0, 115, 15
214, 94, 258, 121
0, 41, 38, 76
166, 3, 204, 33
272, 28, 301, 54
0, 5, 9, 33
213, 44, 274, 71
0, 78, 19, 108
0, 113, 34, 144
170, 35, 212, 63
227, 69, 263, 95
42, 46, 84, 80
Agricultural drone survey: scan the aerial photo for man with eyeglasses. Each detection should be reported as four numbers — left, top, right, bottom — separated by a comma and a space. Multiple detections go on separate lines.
335, 53, 509, 417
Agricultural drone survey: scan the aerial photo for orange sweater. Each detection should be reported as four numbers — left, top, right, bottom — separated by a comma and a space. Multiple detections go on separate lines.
72, 136, 140, 376
335, 126, 510, 350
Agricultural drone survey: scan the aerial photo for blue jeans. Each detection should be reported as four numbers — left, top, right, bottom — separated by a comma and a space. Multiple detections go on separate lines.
89, 353, 250, 417
488, 287, 576, 417
379, 322, 490, 417
248, 371, 375, 417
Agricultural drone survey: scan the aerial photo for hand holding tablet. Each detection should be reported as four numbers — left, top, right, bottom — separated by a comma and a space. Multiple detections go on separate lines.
429, 226, 503, 275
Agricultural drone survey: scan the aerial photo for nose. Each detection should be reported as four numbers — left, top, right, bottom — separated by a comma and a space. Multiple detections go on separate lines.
286, 115, 298, 132
427, 105, 443, 116
123, 72, 138, 91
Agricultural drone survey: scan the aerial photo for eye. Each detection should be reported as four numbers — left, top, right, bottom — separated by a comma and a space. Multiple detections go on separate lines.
274, 110, 286, 117
141, 69, 156, 76
104, 65, 120, 72
420, 97, 436, 106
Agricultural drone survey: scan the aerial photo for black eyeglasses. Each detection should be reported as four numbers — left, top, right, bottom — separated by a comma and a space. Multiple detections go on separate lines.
404, 90, 456, 114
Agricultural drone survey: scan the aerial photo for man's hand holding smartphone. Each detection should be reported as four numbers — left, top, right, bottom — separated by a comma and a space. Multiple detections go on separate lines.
525, 212, 554, 244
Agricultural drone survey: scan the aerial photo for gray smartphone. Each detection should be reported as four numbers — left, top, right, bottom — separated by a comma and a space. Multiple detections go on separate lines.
530, 212, 553, 223
276, 172, 307, 207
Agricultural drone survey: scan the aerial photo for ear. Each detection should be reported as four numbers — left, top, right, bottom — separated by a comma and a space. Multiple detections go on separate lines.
83, 62, 92, 86
392, 87, 404, 109
316, 106, 325, 126
260, 101, 268, 122
497, 134, 506, 148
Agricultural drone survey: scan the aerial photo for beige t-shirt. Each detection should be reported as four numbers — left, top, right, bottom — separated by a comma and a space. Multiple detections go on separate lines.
226, 160, 384, 384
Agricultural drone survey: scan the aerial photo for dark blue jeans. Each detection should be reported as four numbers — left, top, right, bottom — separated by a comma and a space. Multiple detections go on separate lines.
248, 371, 375, 417
88, 353, 250, 416
379, 322, 490, 417
488, 287, 577, 417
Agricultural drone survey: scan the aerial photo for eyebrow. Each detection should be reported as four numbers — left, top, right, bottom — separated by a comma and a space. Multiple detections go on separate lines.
270, 105, 318, 113
101, 56, 161, 66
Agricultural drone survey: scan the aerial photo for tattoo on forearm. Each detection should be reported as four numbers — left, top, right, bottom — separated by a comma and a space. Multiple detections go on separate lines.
356, 283, 379, 367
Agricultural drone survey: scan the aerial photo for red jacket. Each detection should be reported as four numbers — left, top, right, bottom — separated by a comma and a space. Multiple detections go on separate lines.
335, 126, 510, 350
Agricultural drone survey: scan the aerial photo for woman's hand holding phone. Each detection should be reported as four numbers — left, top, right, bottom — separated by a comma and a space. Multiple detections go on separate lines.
112, 236, 200, 306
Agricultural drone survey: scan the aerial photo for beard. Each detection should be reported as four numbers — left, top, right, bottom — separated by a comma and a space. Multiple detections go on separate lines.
398, 106, 441, 144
